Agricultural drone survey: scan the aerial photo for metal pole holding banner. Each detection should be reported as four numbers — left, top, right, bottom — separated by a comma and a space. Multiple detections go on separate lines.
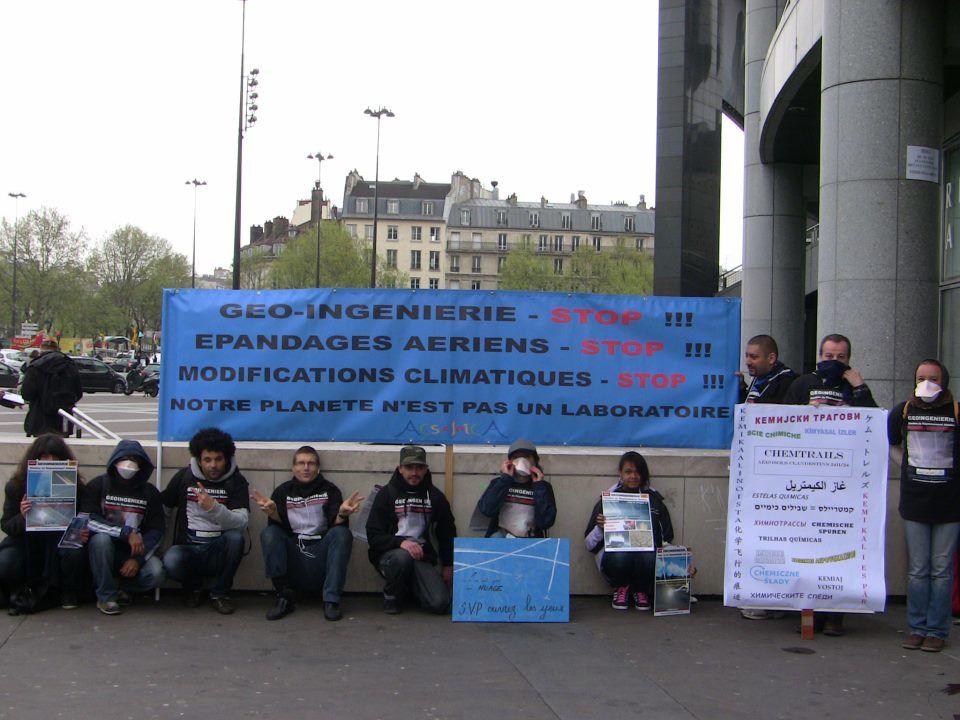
58, 408, 120, 440
444, 444, 455, 501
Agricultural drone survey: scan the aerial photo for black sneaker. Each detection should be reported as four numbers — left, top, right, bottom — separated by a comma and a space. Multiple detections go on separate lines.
182, 590, 203, 608
211, 597, 235, 615
117, 590, 133, 606
323, 602, 342, 621
61, 592, 79, 610
383, 595, 401, 615
266, 591, 294, 621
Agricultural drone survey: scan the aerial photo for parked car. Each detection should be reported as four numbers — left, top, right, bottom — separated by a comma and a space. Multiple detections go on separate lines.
70, 356, 126, 394
0, 349, 26, 370
0, 361, 20, 389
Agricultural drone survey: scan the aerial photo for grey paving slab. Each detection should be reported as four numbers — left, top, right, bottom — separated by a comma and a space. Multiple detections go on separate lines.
0, 596, 956, 720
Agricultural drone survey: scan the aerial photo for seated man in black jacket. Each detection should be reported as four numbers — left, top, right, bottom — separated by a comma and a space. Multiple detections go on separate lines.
365, 446, 457, 615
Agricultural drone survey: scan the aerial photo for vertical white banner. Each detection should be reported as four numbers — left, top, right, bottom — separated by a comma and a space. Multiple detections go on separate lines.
724, 405, 889, 612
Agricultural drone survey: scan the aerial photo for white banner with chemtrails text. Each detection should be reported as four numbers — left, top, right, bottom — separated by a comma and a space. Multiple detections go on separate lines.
724, 404, 888, 613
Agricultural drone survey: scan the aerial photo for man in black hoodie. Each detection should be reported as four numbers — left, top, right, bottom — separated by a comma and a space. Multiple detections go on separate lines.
65, 439, 165, 616
738, 334, 797, 404
784, 333, 877, 408
253, 446, 363, 622
161, 428, 249, 615
20, 339, 82, 437
366, 445, 457, 614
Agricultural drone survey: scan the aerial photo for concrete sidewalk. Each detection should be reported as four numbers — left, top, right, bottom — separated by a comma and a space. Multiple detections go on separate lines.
0, 595, 956, 720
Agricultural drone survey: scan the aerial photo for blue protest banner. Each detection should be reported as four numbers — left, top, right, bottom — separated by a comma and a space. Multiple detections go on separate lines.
452, 538, 569, 623
158, 288, 739, 447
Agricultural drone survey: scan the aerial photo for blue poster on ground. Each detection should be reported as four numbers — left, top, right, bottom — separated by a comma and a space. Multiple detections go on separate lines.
452, 538, 569, 623
158, 288, 740, 447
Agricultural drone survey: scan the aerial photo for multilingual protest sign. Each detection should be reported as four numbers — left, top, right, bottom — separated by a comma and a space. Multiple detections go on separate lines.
158, 288, 739, 448
724, 404, 889, 613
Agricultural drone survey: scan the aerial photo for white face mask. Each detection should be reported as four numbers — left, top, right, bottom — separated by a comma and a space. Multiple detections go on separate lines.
512, 457, 532, 476
915, 380, 942, 403
115, 460, 139, 480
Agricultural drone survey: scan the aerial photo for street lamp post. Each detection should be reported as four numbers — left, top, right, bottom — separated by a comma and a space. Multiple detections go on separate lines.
364, 107, 394, 288
307, 152, 333, 288
232, 0, 259, 290
7, 192, 25, 337
185, 179, 207, 288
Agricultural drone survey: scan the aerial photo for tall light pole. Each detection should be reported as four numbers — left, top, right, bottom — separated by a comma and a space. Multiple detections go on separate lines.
232, 0, 259, 290
307, 151, 333, 288
185, 179, 207, 288
7, 192, 25, 337
364, 107, 394, 288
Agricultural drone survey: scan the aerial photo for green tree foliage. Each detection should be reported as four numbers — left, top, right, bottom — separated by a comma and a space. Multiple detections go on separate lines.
499, 241, 653, 295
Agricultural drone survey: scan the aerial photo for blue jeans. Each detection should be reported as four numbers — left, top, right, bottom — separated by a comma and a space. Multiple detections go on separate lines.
904, 520, 960, 639
85, 532, 165, 602
163, 529, 244, 599
600, 550, 656, 596
260, 524, 353, 603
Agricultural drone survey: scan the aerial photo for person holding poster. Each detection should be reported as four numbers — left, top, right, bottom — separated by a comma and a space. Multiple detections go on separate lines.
738, 334, 797, 405
584, 451, 674, 611
254, 446, 363, 622
365, 446, 457, 615
889, 359, 960, 653
161, 428, 250, 615
68, 439, 166, 616
784, 334, 877, 408
0, 434, 86, 613
476, 438, 557, 538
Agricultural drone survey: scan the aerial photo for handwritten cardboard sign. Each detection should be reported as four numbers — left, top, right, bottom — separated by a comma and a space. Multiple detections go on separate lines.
452, 538, 569, 622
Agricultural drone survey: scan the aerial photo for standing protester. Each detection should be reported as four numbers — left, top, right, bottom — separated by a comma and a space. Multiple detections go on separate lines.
253, 446, 363, 621
476, 438, 556, 538
889, 359, 960, 653
738, 334, 797, 404
161, 428, 249, 615
365, 446, 457, 615
20, 339, 82, 437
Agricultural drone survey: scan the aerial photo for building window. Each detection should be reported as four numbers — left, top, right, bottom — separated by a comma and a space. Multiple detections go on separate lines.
461, 209, 471, 226
472, 232, 482, 248
386, 249, 397, 269
356, 198, 369, 213
347, 224, 357, 238
429, 250, 440, 271
429, 278, 439, 289
497, 233, 507, 251
411, 226, 422, 242
592, 236, 602, 252
521, 233, 532, 247
387, 199, 399, 214
553, 235, 563, 252
387, 225, 398, 240
472, 255, 482, 273
471, 280, 481, 290
450, 231, 461, 248
572, 235, 580, 251
430, 226, 441, 243
497, 256, 506, 272
561, 212, 571, 229
450, 255, 460, 272
410, 250, 422, 270
410, 277, 420, 289
365, 225, 374, 240
422, 201, 434, 215
529, 211, 539, 228
554, 258, 563, 274
625, 216, 635, 232
591, 214, 601, 230
497, 210, 507, 226
538, 234, 548, 252
636, 237, 645, 251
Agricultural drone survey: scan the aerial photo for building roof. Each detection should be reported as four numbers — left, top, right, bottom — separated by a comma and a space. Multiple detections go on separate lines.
349, 180, 451, 200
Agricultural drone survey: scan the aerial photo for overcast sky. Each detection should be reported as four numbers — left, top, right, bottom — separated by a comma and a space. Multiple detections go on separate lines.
1, 1, 743, 277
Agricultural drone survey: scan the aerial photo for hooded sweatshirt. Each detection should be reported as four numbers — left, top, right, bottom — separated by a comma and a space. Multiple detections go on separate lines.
161, 456, 249, 545
269, 473, 344, 539
365, 468, 457, 567
81, 439, 164, 567
889, 391, 960, 524
477, 472, 556, 537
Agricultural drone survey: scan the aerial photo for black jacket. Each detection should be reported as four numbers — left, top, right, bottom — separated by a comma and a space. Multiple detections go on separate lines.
366, 469, 457, 567
476, 474, 556, 537
20, 351, 82, 436
783, 371, 877, 407
268, 473, 344, 538
739, 362, 797, 404
161, 459, 250, 545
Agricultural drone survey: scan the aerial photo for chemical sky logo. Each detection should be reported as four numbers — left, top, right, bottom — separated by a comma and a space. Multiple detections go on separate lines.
394, 419, 509, 439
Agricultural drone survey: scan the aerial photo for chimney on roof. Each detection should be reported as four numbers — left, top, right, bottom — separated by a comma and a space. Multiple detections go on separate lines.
413, 173, 423, 189
491, 180, 499, 200
508, 193, 517, 206
570, 193, 575, 203
540, 196, 547, 208
577, 190, 588, 209
274, 217, 289, 238
250, 225, 264, 244
638, 194, 647, 210
264, 220, 274, 238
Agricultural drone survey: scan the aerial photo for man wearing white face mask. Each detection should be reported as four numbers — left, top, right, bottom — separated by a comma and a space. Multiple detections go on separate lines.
476, 438, 556, 538
889, 358, 960, 653
72, 439, 166, 615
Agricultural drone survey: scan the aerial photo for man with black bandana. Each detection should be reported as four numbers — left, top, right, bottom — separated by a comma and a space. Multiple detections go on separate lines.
784, 333, 877, 408
738, 334, 797, 405
253, 446, 362, 621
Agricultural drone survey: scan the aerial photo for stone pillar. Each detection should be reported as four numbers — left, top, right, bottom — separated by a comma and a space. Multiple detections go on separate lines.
818, 0, 943, 407
741, 0, 806, 370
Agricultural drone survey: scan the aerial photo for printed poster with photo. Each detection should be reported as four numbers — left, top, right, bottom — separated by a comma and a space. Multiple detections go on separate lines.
655, 546, 693, 616
602, 492, 654, 552
26, 459, 78, 531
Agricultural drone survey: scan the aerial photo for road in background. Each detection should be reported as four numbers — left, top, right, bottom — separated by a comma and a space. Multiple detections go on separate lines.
0, 393, 158, 440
